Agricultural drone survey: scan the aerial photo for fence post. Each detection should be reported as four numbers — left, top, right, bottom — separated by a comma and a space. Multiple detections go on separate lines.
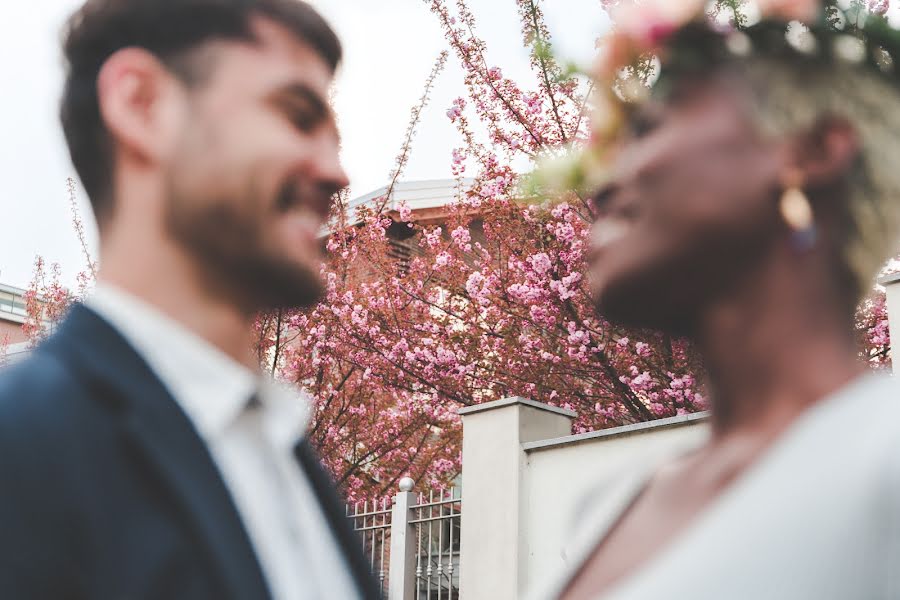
880, 272, 900, 373
389, 477, 418, 600
457, 397, 576, 600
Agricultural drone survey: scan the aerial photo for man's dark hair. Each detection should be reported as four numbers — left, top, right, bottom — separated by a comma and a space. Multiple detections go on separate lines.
60, 0, 341, 221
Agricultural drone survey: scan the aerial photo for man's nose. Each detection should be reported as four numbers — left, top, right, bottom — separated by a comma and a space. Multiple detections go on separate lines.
311, 137, 349, 192
330, 163, 350, 192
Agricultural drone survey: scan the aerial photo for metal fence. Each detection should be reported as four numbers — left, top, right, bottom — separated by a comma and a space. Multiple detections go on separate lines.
347, 497, 393, 596
347, 479, 462, 600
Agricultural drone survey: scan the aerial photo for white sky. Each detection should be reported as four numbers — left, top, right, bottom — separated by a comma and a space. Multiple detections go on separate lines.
0, 0, 607, 289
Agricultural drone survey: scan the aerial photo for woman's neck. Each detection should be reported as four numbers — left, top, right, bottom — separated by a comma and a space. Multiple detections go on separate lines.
696, 259, 865, 441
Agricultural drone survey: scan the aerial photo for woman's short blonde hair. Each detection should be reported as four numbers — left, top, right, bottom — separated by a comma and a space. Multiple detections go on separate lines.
739, 57, 900, 303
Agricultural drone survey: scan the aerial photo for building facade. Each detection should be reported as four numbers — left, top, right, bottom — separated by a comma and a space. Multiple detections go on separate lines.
0, 282, 32, 365
0, 282, 29, 345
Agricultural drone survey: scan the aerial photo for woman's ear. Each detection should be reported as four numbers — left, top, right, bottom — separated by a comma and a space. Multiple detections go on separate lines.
794, 116, 860, 189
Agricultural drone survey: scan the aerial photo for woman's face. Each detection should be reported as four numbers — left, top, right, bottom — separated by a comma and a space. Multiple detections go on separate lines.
587, 76, 787, 333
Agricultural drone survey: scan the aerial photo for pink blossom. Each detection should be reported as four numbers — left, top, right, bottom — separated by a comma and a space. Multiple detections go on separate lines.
868, 0, 890, 15
398, 202, 413, 222
450, 226, 471, 249
550, 273, 581, 301
465, 272, 490, 305
446, 97, 466, 122
435, 252, 452, 268
552, 222, 577, 244
423, 227, 443, 248
528, 252, 553, 275
508, 283, 542, 303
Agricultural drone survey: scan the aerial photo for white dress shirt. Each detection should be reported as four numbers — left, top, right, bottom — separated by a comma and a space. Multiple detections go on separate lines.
87, 284, 360, 600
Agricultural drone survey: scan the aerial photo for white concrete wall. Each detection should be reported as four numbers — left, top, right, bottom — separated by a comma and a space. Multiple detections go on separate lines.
519, 415, 709, 595
458, 398, 576, 600
458, 398, 712, 598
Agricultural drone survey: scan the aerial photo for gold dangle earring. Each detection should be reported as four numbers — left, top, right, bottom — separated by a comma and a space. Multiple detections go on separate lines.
779, 170, 817, 252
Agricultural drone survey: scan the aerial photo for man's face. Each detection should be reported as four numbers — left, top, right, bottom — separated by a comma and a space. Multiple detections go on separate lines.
164, 17, 347, 311
587, 76, 784, 333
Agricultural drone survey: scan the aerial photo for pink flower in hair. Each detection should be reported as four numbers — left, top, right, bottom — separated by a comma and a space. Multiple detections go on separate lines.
611, 0, 705, 48
756, 0, 821, 23
594, 0, 705, 80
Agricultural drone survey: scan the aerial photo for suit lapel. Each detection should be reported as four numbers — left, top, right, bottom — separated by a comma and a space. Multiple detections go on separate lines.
295, 441, 382, 600
47, 305, 272, 600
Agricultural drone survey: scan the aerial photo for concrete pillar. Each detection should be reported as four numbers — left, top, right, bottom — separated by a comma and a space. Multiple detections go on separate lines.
880, 273, 900, 374
457, 397, 576, 600
389, 478, 418, 600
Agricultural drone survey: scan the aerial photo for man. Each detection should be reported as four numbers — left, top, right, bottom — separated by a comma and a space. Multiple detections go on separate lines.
0, 1, 379, 598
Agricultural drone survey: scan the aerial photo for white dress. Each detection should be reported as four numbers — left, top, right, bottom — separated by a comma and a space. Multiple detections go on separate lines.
528, 374, 900, 600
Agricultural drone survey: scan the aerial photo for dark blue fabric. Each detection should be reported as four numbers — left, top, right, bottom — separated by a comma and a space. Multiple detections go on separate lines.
0, 304, 380, 600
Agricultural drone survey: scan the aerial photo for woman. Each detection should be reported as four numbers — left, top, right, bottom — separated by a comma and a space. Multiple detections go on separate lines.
536, 1, 900, 598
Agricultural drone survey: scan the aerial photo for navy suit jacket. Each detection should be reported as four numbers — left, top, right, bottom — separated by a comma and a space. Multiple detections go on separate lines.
0, 304, 380, 600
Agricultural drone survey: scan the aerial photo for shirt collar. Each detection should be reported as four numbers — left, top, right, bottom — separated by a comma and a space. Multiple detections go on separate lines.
85, 283, 310, 445
259, 378, 312, 451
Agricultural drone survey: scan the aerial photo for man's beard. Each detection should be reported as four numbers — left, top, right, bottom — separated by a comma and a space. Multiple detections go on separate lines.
165, 182, 325, 313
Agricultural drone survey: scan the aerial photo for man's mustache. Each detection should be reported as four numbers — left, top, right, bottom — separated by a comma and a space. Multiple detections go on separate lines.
275, 181, 337, 218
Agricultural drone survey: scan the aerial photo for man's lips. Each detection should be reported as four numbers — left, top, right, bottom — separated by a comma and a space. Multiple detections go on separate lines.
276, 184, 334, 220
591, 216, 633, 250
280, 207, 327, 245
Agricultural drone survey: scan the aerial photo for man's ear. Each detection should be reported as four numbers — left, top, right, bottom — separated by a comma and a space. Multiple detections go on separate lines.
793, 116, 861, 189
97, 47, 185, 166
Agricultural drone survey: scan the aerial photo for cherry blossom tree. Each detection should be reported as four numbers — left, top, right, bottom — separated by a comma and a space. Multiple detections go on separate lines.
21, 179, 95, 346
273, 0, 703, 498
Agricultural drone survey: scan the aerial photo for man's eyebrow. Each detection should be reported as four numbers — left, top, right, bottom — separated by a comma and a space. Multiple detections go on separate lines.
269, 83, 330, 119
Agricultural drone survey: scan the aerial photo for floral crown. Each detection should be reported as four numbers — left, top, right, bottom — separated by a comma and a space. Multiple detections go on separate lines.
531, 0, 900, 197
